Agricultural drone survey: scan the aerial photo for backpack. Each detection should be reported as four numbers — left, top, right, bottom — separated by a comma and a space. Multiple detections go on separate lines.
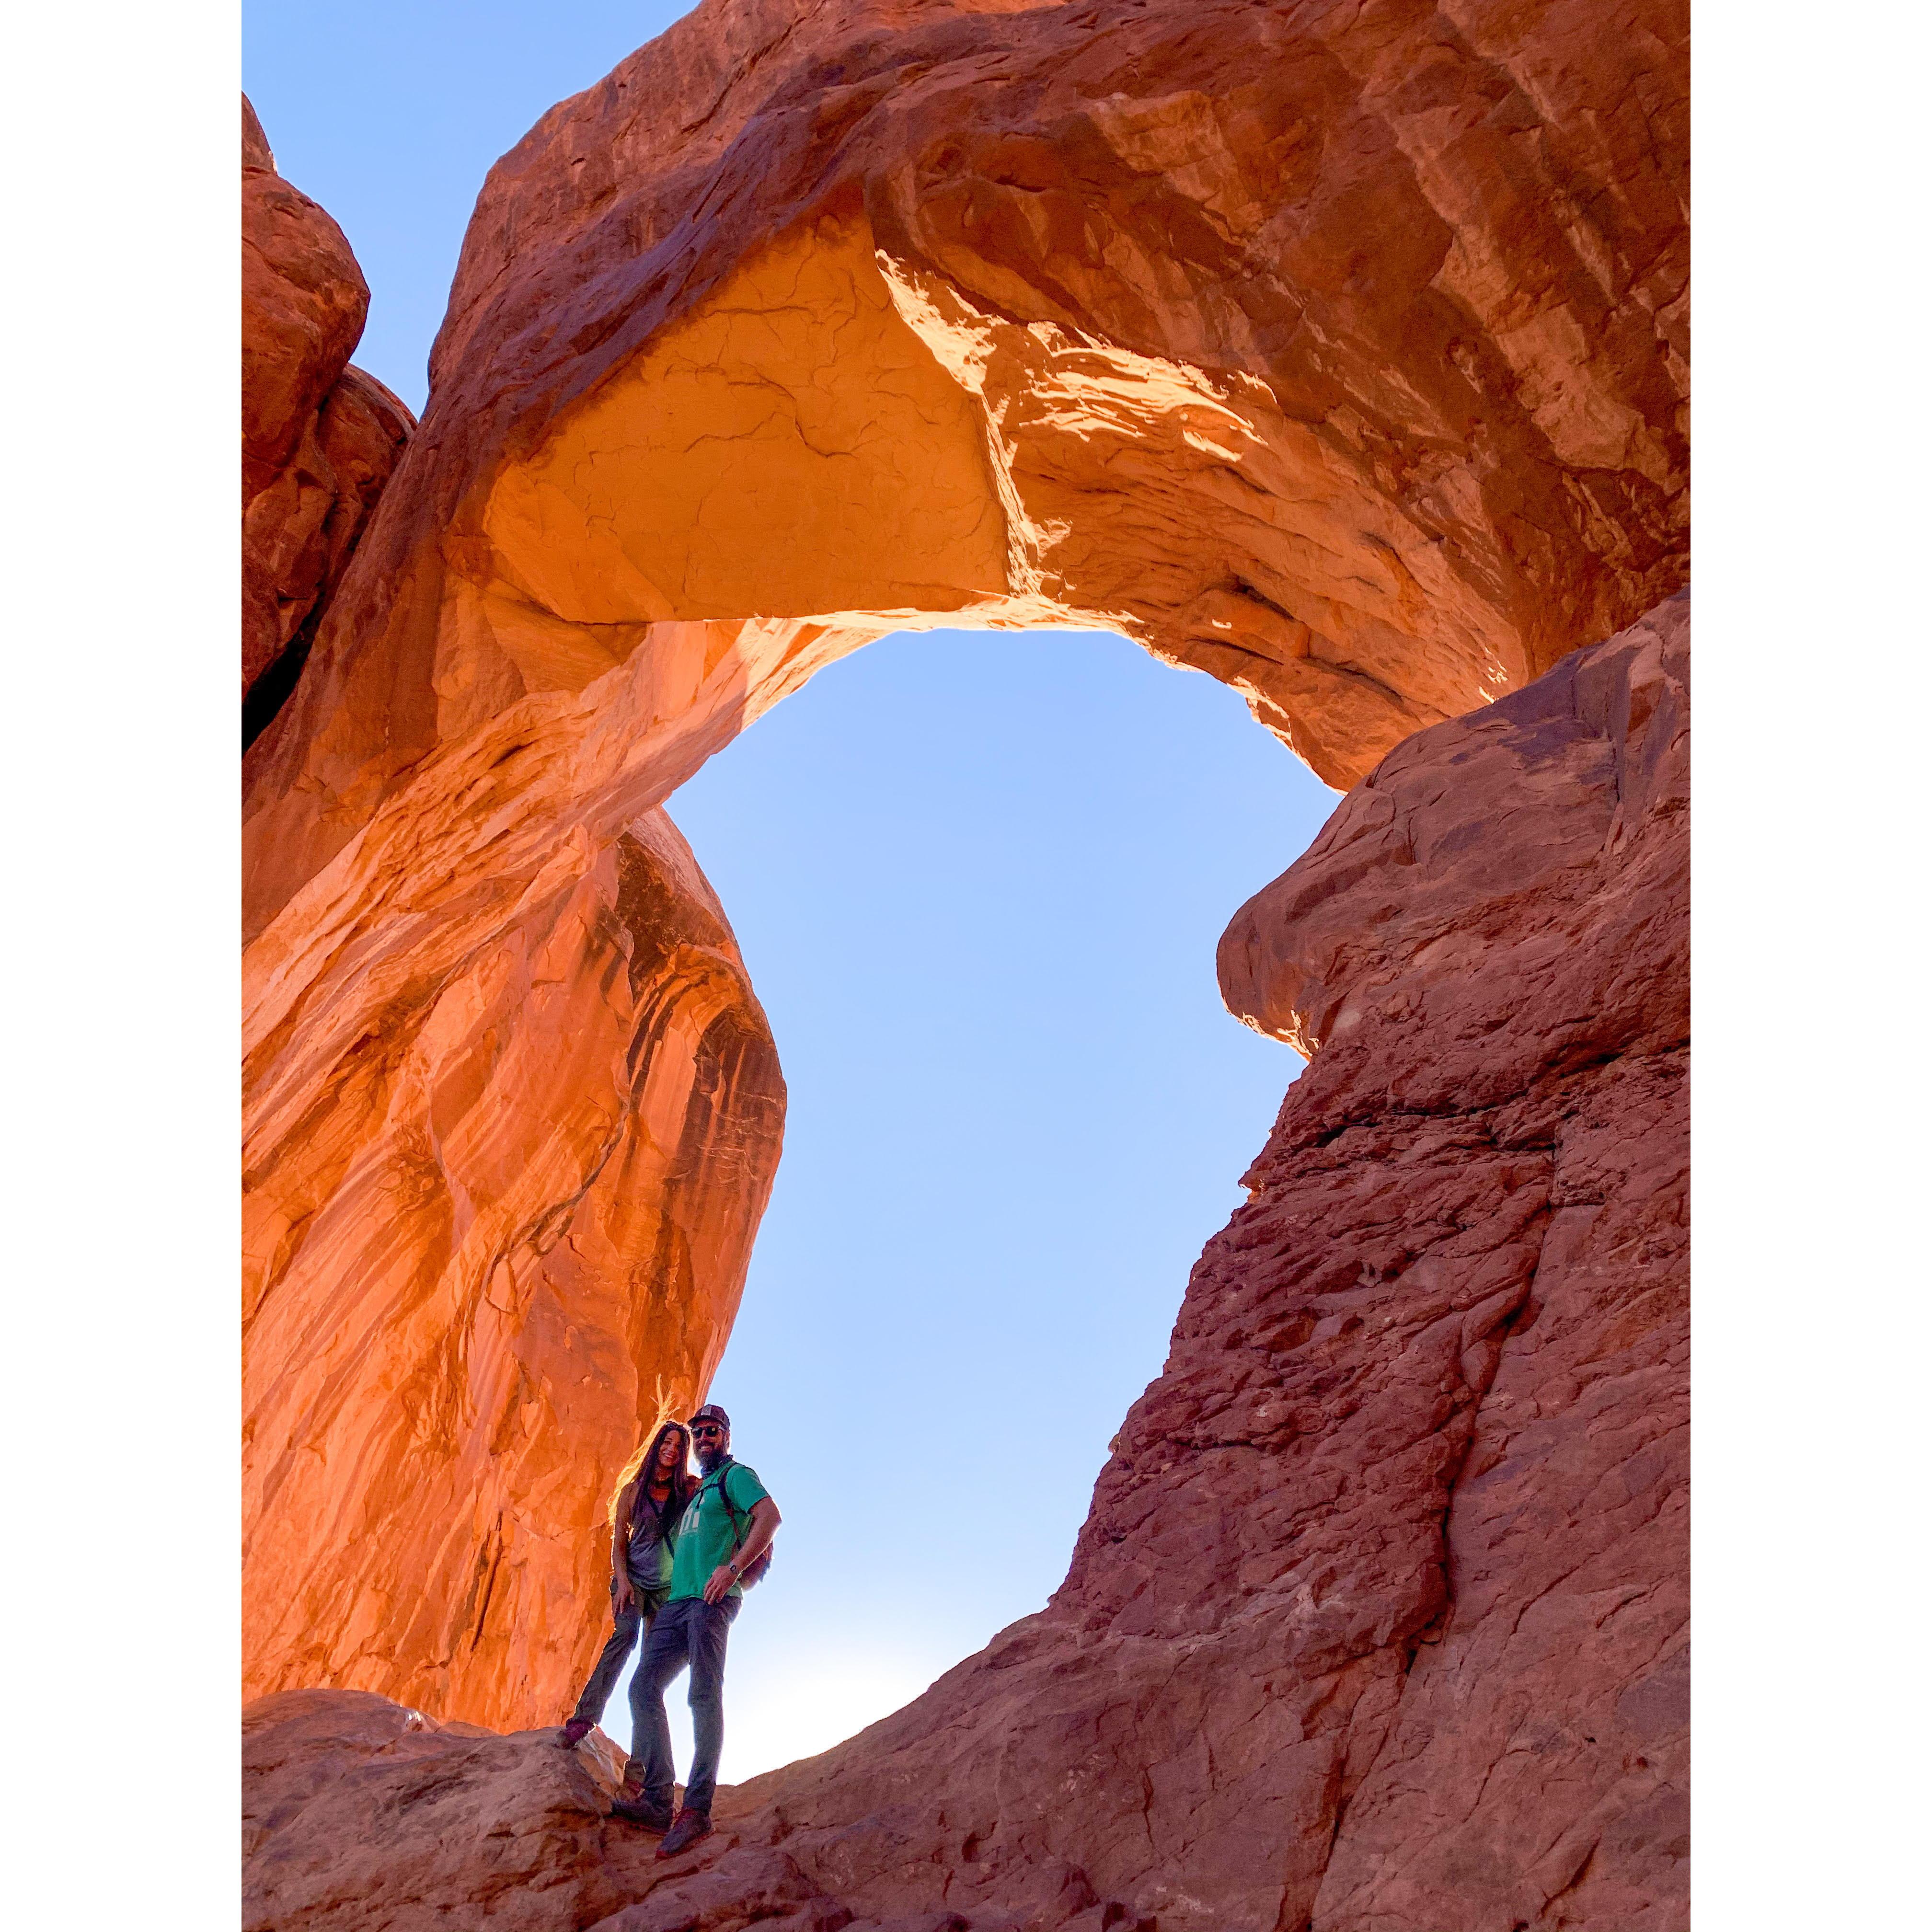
699, 1460, 774, 1589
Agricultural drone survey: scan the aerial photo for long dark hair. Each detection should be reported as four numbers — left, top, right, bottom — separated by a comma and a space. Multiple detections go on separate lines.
624, 1421, 697, 1538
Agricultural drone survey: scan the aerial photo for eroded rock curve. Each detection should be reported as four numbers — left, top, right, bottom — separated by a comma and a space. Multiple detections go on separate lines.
242, 0, 1684, 1738
244, 0, 1688, 928
238, 0, 1688, 1781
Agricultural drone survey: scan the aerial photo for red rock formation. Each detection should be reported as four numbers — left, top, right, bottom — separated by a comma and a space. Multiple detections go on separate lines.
237, 98, 788, 1732
238, 3, 1690, 1898
242, 95, 414, 739
243, 596, 1687, 1931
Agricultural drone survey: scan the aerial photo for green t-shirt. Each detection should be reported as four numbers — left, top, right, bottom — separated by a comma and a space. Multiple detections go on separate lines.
667, 1460, 772, 1602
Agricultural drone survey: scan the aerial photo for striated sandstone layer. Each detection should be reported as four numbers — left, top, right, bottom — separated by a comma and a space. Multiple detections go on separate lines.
243, 595, 1688, 1932
243, 95, 414, 741
241, 0, 1688, 1740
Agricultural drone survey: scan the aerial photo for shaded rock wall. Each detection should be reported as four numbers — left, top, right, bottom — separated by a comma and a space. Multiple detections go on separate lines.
242, 596, 1687, 1932
242, 95, 414, 743
723, 593, 1687, 1932
240, 0, 1687, 1741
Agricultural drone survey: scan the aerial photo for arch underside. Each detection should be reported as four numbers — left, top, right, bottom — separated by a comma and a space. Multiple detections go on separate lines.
241, 4, 1688, 1926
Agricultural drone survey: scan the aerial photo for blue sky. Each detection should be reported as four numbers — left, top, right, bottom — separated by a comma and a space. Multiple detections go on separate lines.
245, 2, 698, 414
245, 5, 1337, 1781
669, 629, 1331, 1772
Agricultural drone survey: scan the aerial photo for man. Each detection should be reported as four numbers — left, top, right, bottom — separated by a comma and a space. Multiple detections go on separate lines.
611, 1403, 780, 1857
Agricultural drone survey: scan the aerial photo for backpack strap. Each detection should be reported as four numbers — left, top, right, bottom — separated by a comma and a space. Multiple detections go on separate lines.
704, 1460, 747, 1544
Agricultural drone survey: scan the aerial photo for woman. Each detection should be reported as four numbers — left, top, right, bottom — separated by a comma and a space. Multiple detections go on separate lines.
558, 1420, 698, 1750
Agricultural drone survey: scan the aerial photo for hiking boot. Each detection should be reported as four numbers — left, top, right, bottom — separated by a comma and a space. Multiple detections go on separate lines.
655, 1806, 713, 1858
558, 1718, 595, 1748
610, 1789, 675, 1830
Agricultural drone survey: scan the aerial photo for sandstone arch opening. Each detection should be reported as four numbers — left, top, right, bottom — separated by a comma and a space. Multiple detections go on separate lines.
240, 188, 1579, 1730
570, 620, 1337, 1780
243, 134, 1680, 1727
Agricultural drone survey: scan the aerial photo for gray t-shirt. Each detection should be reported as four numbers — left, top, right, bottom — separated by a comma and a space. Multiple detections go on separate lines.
624, 1488, 678, 1594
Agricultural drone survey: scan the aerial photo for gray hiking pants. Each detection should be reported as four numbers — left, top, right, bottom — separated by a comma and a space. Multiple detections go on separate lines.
630, 1594, 743, 1816
567, 1579, 669, 1743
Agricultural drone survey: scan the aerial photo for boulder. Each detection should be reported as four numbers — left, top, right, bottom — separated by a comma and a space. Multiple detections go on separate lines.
243, 1688, 638, 1931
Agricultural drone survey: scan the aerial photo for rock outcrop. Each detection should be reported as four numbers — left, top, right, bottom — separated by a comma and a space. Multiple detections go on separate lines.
239, 109, 788, 1735
244, 1690, 642, 1932
243, 596, 1687, 1931
242, 95, 414, 743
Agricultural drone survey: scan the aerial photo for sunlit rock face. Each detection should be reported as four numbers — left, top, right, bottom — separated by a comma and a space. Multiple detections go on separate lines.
242, 802, 784, 1724
238, 0, 1689, 1842
243, 0, 1688, 929
242, 96, 414, 740
241, 598, 1688, 1931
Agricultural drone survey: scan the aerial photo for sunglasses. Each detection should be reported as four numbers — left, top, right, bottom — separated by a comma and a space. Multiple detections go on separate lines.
691, 1424, 724, 1439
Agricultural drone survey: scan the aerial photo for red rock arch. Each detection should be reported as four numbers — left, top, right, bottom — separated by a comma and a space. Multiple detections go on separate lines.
242, 5, 1687, 1922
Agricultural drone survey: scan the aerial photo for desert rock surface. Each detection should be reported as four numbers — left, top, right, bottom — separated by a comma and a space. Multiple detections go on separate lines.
240, 0, 1689, 1923
243, 794, 784, 1726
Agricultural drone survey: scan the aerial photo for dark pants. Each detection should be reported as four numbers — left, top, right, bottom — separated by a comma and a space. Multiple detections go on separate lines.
631, 1594, 742, 1816
568, 1582, 668, 1743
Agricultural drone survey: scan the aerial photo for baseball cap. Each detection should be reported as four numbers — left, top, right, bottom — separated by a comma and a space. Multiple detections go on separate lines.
688, 1403, 731, 1432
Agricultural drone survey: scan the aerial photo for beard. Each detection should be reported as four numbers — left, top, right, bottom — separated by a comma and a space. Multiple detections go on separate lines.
697, 1442, 725, 1473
